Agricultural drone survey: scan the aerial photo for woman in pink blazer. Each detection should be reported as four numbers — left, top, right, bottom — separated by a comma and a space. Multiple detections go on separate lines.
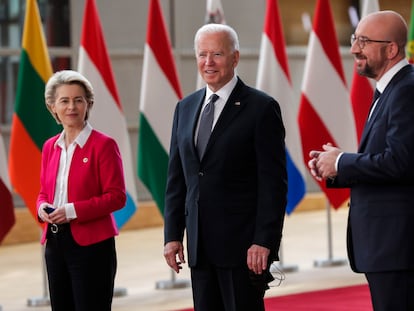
37, 70, 126, 311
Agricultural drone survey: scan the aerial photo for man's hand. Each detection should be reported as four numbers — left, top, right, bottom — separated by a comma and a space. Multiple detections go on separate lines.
308, 143, 341, 181
247, 244, 270, 275
164, 241, 185, 273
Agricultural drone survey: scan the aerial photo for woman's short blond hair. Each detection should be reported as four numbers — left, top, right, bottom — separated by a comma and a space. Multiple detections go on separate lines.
44, 70, 94, 124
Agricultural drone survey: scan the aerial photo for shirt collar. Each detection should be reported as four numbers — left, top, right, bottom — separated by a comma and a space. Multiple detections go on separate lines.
206, 75, 238, 103
54, 122, 93, 149
376, 58, 409, 93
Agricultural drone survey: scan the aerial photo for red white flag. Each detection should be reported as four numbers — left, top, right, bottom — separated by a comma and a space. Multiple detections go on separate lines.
350, 0, 379, 143
298, 0, 357, 208
78, 0, 137, 228
0, 131, 15, 243
256, 0, 305, 214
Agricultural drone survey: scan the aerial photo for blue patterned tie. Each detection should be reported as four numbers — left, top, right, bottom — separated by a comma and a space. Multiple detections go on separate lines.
197, 94, 219, 158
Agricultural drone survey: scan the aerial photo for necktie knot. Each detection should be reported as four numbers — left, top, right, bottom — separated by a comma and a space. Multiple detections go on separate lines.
209, 93, 219, 104
196, 94, 219, 158
373, 88, 381, 102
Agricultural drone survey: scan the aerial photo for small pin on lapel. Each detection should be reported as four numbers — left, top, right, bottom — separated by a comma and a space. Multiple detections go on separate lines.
235, 102, 241, 106
83, 157, 88, 163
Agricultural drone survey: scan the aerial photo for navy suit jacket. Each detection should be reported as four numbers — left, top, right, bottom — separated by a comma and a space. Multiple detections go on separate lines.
329, 64, 414, 272
164, 78, 287, 268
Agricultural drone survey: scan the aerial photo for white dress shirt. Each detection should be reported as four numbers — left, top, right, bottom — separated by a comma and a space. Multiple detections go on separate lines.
195, 75, 238, 145
38, 122, 93, 220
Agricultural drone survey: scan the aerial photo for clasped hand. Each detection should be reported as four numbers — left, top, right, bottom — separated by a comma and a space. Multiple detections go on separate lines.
39, 204, 68, 225
308, 143, 341, 181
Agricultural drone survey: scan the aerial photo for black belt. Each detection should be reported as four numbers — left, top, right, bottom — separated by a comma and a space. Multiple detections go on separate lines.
49, 223, 70, 234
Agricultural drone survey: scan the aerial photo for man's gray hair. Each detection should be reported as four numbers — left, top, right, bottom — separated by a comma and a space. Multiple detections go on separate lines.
194, 24, 240, 54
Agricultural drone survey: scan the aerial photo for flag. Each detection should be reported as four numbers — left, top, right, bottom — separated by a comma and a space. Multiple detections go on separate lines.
350, 0, 379, 142
407, 0, 414, 63
298, 0, 357, 208
0, 131, 15, 243
8, 0, 61, 223
137, 0, 183, 215
205, 0, 226, 24
78, 0, 137, 229
196, 0, 226, 89
256, 0, 305, 214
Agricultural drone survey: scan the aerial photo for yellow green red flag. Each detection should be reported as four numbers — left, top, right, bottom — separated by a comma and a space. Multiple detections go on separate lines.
8, 0, 61, 223
407, 0, 414, 63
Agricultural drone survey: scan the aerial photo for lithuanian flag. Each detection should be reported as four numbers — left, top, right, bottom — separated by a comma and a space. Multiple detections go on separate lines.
408, 0, 414, 64
8, 0, 61, 223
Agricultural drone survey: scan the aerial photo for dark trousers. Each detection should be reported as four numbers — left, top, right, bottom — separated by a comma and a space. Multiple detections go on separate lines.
191, 245, 271, 311
365, 270, 414, 311
45, 224, 117, 311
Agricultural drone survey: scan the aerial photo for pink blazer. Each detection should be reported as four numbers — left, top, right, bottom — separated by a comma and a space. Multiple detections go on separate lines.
37, 130, 126, 246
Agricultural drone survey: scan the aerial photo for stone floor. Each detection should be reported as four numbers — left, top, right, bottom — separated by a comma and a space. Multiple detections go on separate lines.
0, 207, 366, 311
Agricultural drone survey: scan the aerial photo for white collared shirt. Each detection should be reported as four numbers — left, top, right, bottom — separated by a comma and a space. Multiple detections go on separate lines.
53, 122, 93, 220
195, 75, 238, 144
368, 59, 409, 120
336, 58, 410, 171
376, 58, 409, 94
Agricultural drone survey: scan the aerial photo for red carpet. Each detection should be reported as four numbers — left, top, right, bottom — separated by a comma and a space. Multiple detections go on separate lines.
176, 284, 372, 311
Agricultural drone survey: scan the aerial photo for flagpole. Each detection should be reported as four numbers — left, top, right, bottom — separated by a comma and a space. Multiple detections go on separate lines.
169, 0, 175, 48
275, 241, 298, 273
113, 287, 128, 297
155, 270, 191, 290
313, 199, 347, 267
27, 241, 50, 307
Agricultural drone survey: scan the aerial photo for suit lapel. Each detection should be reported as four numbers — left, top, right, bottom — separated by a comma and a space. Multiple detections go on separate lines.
358, 65, 412, 151
190, 89, 207, 158
359, 97, 384, 151
204, 79, 246, 155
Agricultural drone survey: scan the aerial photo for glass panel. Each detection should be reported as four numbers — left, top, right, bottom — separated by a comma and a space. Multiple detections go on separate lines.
0, 55, 18, 124
9, 0, 20, 19
0, 0, 70, 125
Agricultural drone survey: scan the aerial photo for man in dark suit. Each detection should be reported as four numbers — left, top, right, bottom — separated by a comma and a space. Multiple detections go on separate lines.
308, 11, 414, 311
163, 23, 287, 311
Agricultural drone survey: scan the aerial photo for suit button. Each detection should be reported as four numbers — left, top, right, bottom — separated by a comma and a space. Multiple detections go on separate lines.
198, 172, 204, 177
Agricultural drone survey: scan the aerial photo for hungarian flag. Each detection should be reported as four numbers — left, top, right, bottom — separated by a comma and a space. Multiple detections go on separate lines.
8, 0, 61, 223
350, 0, 379, 143
407, 0, 414, 64
138, 0, 183, 215
256, 0, 305, 214
0, 131, 15, 243
298, 0, 357, 208
78, 0, 137, 228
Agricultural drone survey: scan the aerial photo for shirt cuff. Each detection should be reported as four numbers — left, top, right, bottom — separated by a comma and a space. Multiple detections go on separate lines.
38, 202, 49, 219
64, 203, 77, 220
335, 152, 344, 172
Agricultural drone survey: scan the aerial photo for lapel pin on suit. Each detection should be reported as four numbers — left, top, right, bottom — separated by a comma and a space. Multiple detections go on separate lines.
234, 101, 241, 106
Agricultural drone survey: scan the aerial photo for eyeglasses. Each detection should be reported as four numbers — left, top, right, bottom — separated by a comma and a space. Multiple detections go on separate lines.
350, 34, 391, 49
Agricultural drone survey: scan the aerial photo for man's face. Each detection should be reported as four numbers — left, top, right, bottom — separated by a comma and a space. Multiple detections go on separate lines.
351, 20, 391, 80
196, 32, 239, 92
